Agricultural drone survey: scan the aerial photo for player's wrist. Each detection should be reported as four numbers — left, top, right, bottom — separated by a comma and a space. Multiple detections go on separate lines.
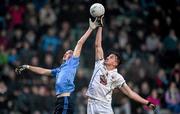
89, 26, 94, 30
146, 101, 152, 107
23, 65, 30, 69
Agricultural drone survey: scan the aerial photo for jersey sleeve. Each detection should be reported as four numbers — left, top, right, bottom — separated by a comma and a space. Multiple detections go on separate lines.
67, 56, 80, 68
51, 67, 60, 77
112, 74, 126, 89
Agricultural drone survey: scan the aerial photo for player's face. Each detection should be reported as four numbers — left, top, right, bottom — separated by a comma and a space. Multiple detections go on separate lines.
104, 54, 118, 67
63, 50, 73, 61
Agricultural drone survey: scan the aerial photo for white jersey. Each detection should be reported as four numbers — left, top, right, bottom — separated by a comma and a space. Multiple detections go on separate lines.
86, 59, 126, 104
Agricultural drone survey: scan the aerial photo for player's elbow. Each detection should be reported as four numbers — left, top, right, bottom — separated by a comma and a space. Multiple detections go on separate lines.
95, 43, 98, 47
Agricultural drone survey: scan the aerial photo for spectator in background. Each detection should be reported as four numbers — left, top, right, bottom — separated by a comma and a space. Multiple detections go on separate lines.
118, 30, 129, 50
165, 82, 180, 114
104, 30, 117, 51
140, 0, 156, 9
30, 55, 39, 66
25, 30, 37, 49
140, 81, 150, 98
74, 69, 88, 92
160, 29, 179, 68
0, 81, 7, 94
0, 45, 8, 66
145, 32, 160, 53
26, 16, 38, 31
126, 58, 147, 82
146, 55, 159, 79
0, 30, 9, 49
0, 0, 6, 29
75, 87, 88, 114
43, 53, 53, 69
155, 68, 169, 89
122, 44, 135, 62
11, 28, 23, 48
171, 64, 180, 88
32, 0, 48, 11
163, 29, 178, 51
40, 27, 61, 54
132, 29, 145, 50
58, 21, 72, 46
146, 89, 161, 114
7, 4, 25, 29
29, 85, 51, 113
39, 4, 57, 26
150, 18, 162, 36
26, 3, 36, 17
15, 86, 31, 114
19, 42, 32, 64
0, 81, 8, 114
32, 110, 41, 114
8, 48, 19, 65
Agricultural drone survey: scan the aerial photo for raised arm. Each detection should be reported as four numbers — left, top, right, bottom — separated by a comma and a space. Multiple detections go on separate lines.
73, 28, 93, 57
119, 84, 156, 110
15, 65, 52, 76
73, 18, 100, 57
95, 27, 104, 60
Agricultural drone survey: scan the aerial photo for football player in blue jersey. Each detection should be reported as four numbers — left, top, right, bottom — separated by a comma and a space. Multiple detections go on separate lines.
15, 18, 100, 114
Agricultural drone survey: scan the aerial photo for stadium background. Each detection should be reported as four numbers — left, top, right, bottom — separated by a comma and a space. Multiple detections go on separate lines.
0, 0, 180, 114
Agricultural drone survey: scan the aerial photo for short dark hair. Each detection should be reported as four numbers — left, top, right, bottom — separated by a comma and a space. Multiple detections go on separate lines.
106, 51, 121, 67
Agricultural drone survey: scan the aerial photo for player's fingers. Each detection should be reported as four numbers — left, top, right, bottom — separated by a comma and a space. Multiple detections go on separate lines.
152, 105, 156, 110
94, 17, 98, 23
101, 20, 103, 26
15, 67, 20, 73
101, 15, 104, 19
150, 104, 156, 110
15, 69, 20, 74
15, 68, 18, 73
15, 67, 23, 74
89, 18, 92, 23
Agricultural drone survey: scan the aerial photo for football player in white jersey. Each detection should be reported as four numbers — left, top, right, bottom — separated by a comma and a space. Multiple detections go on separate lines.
86, 16, 156, 114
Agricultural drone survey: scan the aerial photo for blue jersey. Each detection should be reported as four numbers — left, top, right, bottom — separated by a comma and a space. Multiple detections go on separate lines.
51, 56, 80, 95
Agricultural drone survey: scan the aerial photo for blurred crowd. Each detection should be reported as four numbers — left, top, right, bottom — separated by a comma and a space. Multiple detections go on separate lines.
0, 0, 180, 114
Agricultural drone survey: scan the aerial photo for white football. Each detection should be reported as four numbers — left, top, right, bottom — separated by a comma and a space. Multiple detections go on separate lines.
90, 3, 105, 17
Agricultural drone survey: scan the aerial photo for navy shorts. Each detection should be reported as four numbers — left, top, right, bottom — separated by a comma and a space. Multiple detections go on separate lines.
54, 96, 73, 114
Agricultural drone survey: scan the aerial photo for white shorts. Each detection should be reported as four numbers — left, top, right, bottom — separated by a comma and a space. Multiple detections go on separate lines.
87, 98, 114, 114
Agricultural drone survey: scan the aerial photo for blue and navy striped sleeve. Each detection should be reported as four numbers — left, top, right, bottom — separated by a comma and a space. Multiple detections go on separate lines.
51, 67, 59, 77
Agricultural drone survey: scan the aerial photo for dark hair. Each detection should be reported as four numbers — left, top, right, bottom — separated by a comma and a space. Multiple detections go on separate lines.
106, 51, 121, 67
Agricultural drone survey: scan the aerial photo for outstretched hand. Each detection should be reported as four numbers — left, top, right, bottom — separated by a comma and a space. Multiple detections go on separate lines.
15, 65, 29, 74
89, 15, 104, 30
89, 18, 98, 30
97, 15, 104, 27
147, 102, 157, 111
149, 104, 156, 110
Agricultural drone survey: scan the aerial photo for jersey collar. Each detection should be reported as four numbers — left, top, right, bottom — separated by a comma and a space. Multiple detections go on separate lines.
108, 68, 117, 73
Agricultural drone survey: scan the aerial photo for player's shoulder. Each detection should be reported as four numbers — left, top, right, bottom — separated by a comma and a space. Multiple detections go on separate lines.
66, 55, 80, 66
113, 72, 121, 76
113, 72, 124, 79
70, 55, 80, 61
95, 59, 104, 64
95, 59, 104, 67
